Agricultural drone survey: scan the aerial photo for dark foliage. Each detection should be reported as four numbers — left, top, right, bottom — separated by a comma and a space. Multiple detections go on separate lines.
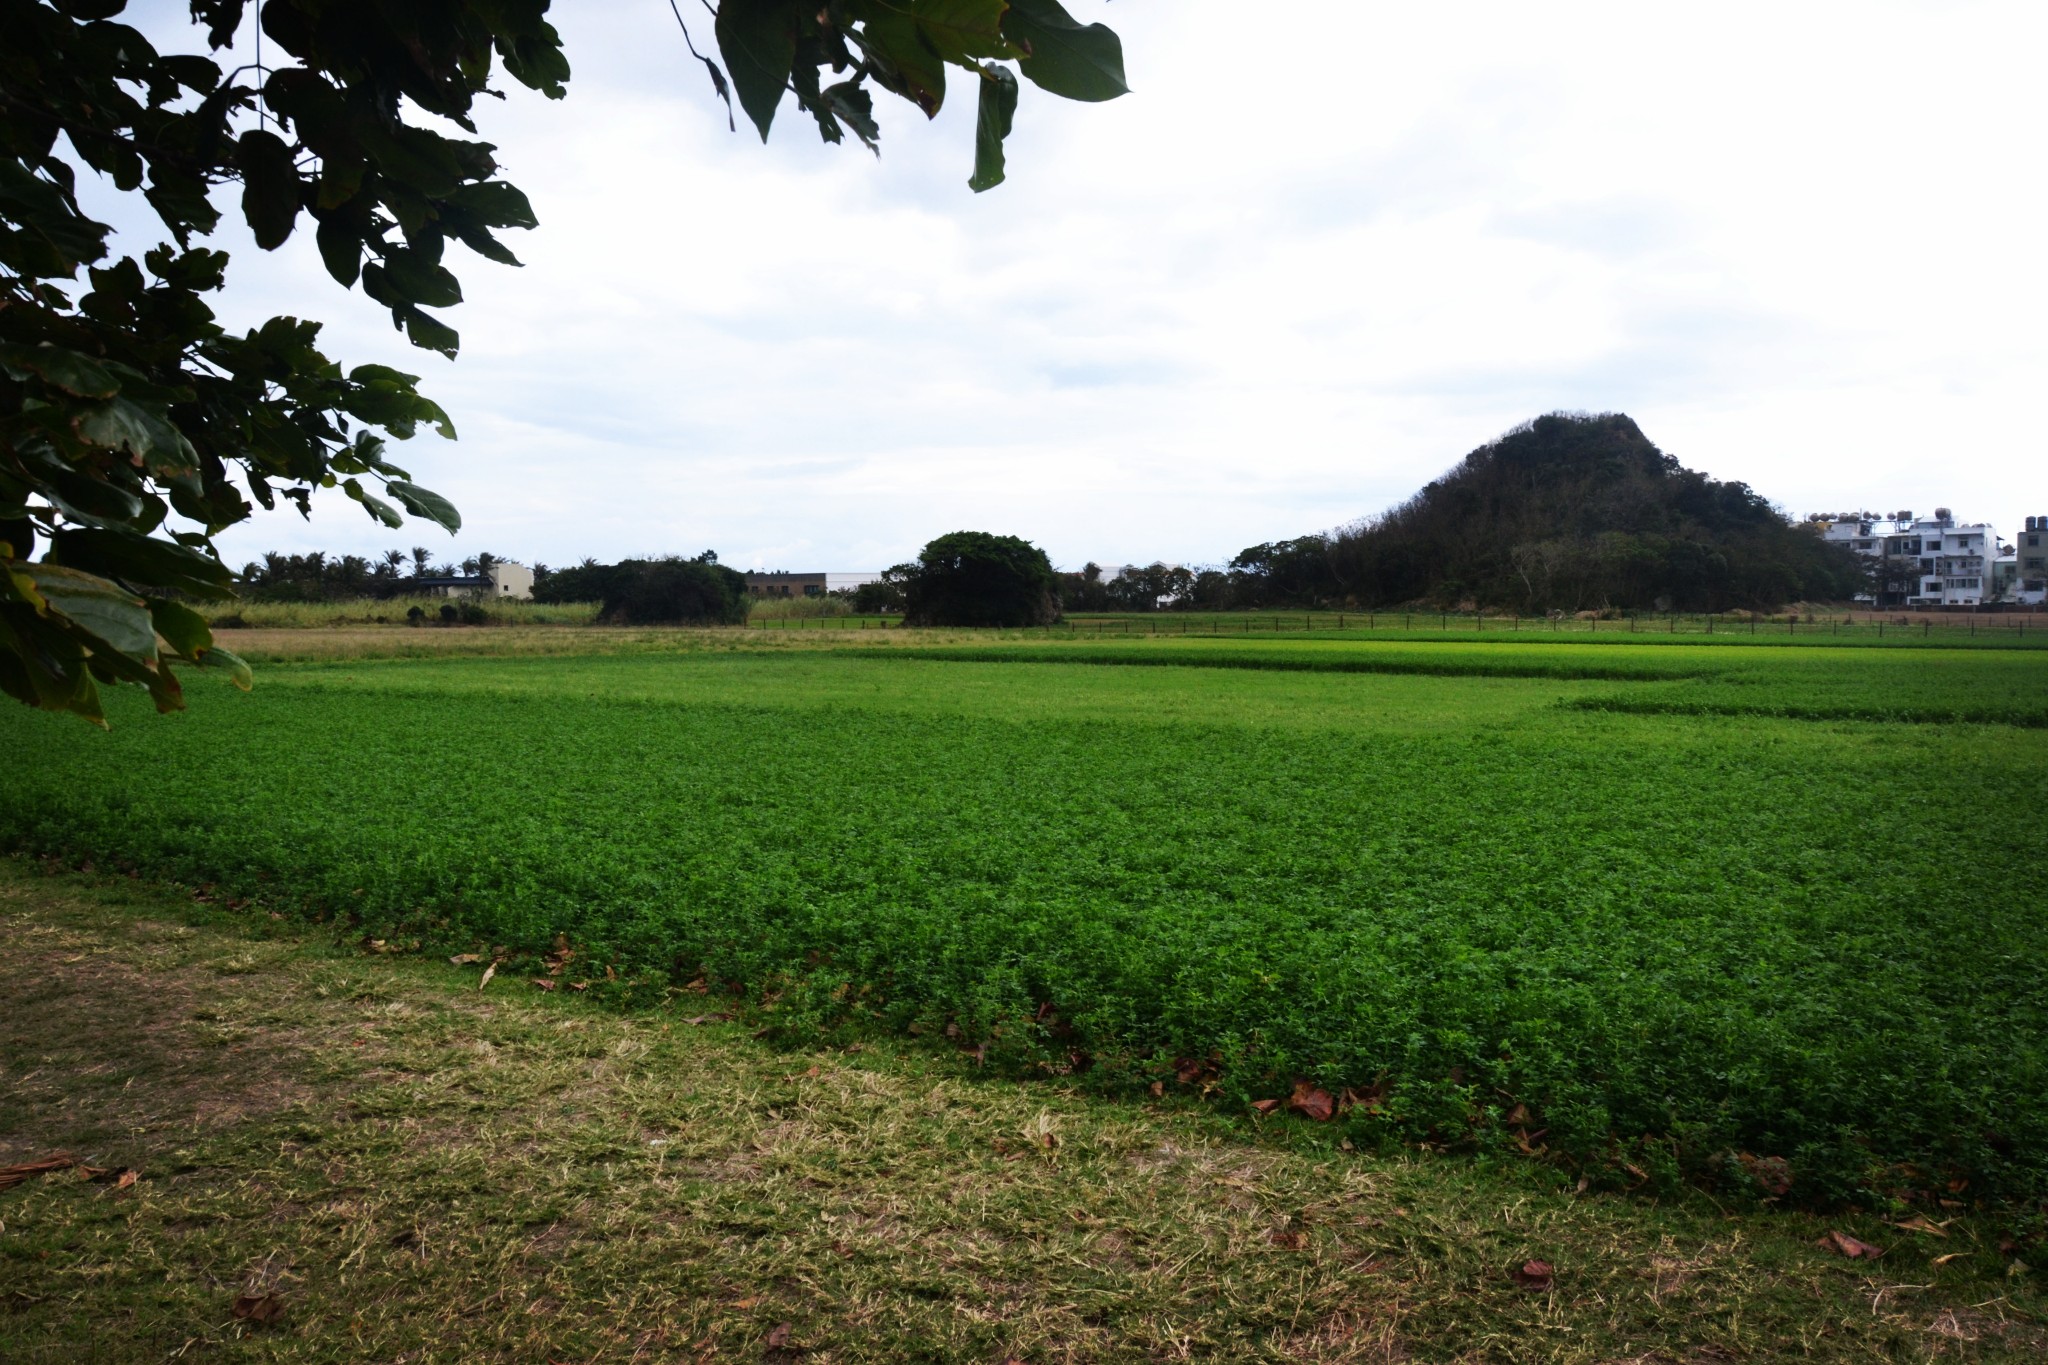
850, 576, 906, 615
583, 554, 747, 626
1233, 413, 1867, 613
235, 547, 500, 601
532, 557, 609, 606
899, 531, 1060, 627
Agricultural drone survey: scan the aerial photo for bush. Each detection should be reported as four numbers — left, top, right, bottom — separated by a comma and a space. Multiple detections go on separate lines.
851, 578, 906, 615
899, 531, 1060, 627
597, 557, 748, 626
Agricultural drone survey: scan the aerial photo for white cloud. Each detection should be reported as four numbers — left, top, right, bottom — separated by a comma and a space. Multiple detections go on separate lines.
93, 0, 2048, 572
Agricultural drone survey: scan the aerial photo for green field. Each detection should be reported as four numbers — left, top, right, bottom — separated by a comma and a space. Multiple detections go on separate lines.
3, 633, 2044, 1207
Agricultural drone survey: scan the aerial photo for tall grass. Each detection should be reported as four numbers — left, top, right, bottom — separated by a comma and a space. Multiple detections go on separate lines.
746, 594, 858, 619
207, 597, 601, 628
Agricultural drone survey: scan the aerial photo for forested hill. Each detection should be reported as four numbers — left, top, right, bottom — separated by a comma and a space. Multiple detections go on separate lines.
1238, 413, 1864, 612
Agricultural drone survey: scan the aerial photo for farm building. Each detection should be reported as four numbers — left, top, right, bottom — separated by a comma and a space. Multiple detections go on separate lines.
743, 571, 883, 598
413, 562, 535, 600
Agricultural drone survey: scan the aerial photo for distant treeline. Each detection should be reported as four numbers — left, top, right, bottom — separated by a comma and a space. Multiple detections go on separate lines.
238, 547, 510, 601
238, 414, 1862, 617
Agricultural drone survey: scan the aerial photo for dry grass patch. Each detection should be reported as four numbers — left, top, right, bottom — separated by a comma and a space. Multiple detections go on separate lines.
0, 860, 2042, 1363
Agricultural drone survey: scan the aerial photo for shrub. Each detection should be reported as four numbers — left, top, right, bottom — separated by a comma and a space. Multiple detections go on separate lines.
597, 557, 748, 626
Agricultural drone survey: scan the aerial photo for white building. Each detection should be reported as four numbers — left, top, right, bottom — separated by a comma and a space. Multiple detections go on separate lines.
1820, 509, 2001, 608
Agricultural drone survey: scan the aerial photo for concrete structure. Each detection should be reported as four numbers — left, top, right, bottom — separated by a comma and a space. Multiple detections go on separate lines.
2016, 516, 2048, 605
1821, 509, 2001, 607
415, 561, 534, 600
743, 571, 883, 599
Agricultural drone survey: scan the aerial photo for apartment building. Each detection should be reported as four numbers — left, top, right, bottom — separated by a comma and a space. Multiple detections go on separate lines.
1820, 508, 2013, 607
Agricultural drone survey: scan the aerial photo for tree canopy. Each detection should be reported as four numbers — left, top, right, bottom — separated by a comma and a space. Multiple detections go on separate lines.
897, 530, 1060, 627
1, 0, 1125, 722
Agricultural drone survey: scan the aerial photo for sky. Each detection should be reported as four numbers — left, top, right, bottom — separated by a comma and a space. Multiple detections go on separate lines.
84, 1, 2048, 573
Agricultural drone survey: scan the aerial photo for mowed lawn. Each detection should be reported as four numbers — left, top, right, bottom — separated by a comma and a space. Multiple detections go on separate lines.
2, 637, 2045, 1208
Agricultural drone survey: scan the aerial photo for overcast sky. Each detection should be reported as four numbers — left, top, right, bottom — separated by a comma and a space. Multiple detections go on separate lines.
95, 1, 2048, 572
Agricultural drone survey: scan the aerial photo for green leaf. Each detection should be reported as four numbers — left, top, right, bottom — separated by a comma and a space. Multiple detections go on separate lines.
397, 305, 461, 358
824, 80, 882, 151
901, 0, 1015, 64
237, 129, 303, 249
24, 562, 159, 662
344, 477, 407, 529
316, 214, 362, 287
147, 596, 213, 659
969, 63, 1019, 192
445, 181, 539, 230
856, 12, 948, 117
195, 642, 253, 691
74, 396, 200, 477
372, 249, 464, 308
0, 159, 111, 276
1003, 0, 1126, 102
386, 481, 462, 533
0, 343, 120, 398
49, 528, 237, 601
715, 0, 800, 140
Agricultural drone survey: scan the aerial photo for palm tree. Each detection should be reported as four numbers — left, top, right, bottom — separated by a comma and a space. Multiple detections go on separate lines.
409, 546, 433, 578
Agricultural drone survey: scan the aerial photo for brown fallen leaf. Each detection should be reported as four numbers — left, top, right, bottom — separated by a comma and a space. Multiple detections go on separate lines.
1738, 1152, 1794, 1198
1287, 1081, 1337, 1123
0, 1154, 77, 1190
567, 981, 589, 992
1932, 1252, 1966, 1266
764, 1321, 793, 1348
1149, 1081, 1165, 1098
1818, 1230, 1885, 1259
683, 1013, 734, 1026
230, 1292, 286, 1324
477, 962, 496, 991
1513, 1259, 1555, 1290
531, 978, 555, 992
1250, 1098, 1283, 1115
448, 953, 483, 965
733, 1296, 760, 1310
1890, 1214, 1948, 1238
1269, 1228, 1307, 1250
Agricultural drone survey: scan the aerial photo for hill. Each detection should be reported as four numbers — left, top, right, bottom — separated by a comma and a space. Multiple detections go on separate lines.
1234, 413, 1864, 612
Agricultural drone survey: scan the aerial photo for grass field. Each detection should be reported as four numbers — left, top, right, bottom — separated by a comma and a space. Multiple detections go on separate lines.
2, 633, 2044, 1216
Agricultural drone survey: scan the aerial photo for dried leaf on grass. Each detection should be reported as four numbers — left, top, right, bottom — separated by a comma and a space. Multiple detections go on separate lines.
1513, 1258, 1555, 1290
0, 1154, 77, 1189
1818, 1230, 1885, 1259
1890, 1214, 1949, 1238
764, 1320, 792, 1348
477, 962, 496, 991
1287, 1081, 1337, 1123
1269, 1228, 1307, 1250
230, 1291, 286, 1324
683, 1013, 734, 1026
